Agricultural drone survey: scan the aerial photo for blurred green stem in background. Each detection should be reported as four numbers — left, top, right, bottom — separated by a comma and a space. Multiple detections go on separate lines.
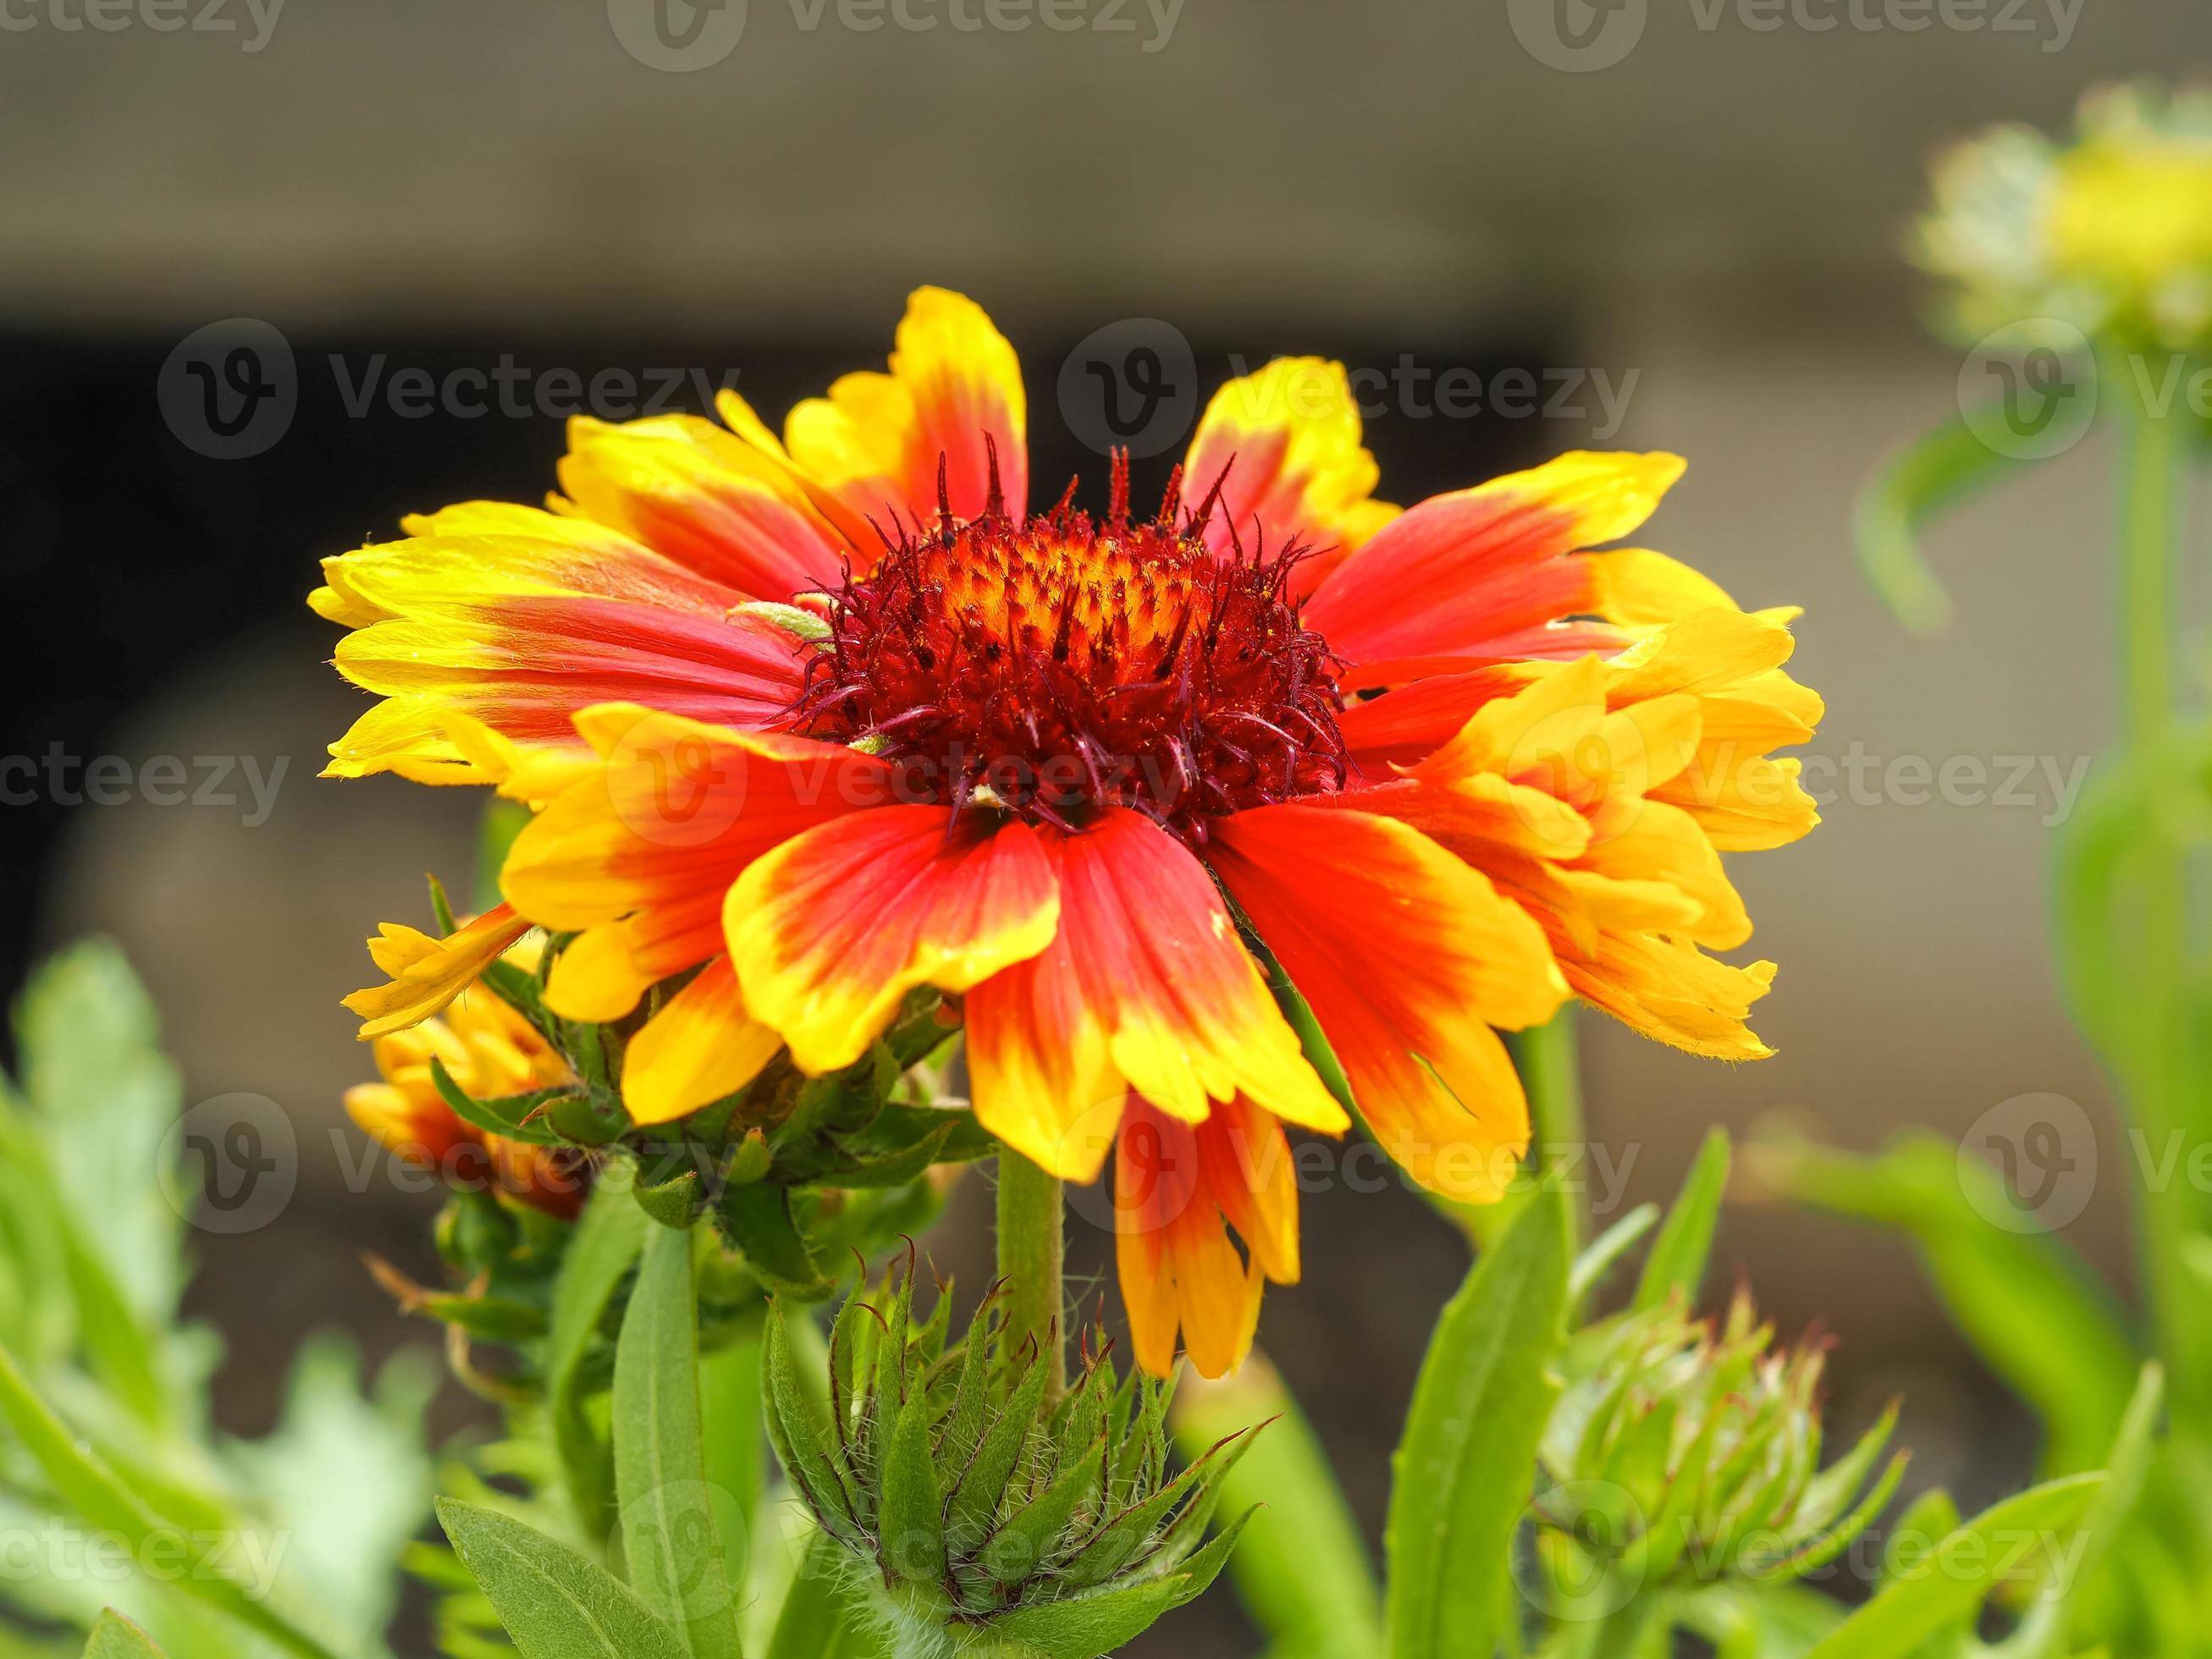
995, 1145, 1066, 1404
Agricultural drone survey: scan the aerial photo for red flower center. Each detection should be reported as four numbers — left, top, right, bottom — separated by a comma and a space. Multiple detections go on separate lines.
792, 471, 1348, 843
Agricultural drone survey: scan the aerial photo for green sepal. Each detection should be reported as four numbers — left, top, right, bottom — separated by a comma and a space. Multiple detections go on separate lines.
634, 1168, 705, 1229
946, 1344, 1053, 1556
764, 1303, 862, 1546
716, 1182, 834, 1299
428, 1057, 571, 1147
879, 1387, 949, 1584
985, 1504, 1257, 1659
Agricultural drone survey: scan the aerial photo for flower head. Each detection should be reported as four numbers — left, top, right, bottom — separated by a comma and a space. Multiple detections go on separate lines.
345, 940, 588, 1218
1528, 1293, 1904, 1606
763, 1254, 1256, 1654
1918, 81, 2212, 351
320, 289, 1821, 1376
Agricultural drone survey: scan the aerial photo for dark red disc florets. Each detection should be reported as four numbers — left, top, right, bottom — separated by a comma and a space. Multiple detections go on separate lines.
791, 471, 1348, 844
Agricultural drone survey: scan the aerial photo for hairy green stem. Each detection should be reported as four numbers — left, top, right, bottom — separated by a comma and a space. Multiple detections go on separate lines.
996, 1147, 1067, 1404
1511, 1006, 1586, 1246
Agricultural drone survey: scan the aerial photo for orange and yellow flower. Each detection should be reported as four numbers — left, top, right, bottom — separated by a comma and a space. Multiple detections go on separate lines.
345, 942, 588, 1219
320, 288, 1820, 1377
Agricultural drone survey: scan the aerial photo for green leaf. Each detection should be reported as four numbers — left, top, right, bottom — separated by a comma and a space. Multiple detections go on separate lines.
1383, 1187, 1572, 1659
763, 1530, 853, 1659
1855, 405, 2029, 635
438, 1497, 691, 1659
699, 1319, 766, 1604
477, 796, 534, 912
615, 1224, 746, 1658
0, 1342, 342, 1659
1750, 1131, 2138, 1473
1805, 1474, 2104, 1659
1571, 1204, 1659, 1307
81, 1612, 166, 1658
223, 1335, 439, 1637
2011, 1364, 2165, 1658
1634, 1127, 1730, 1313
1171, 1355, 1383, 1656
549, 1161, 651, 1540
763, 1304, 859, 1546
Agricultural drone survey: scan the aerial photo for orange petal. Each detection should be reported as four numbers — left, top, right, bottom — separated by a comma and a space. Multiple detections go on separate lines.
1207, 807, 1566, 1202
621, 957, 782, 1127
343, 902, 532, 1039
783, 287, 1028, 530
1115, 1098, 1286, 1380
727, 809, 1059, 1074
965, 807, 1344, 1183
1304, 451, 1685, 670
1182, 357, 1397, 590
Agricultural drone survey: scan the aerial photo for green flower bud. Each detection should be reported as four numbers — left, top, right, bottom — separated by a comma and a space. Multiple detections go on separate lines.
1528, 1292, 1906, 1613
763, 1255, 1259, 1658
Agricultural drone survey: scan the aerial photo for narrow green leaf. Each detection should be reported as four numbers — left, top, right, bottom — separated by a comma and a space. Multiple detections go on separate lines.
1171, 1356, 1383, 1656
764, 1530, 852, 1659
0, 1344, 340, 1659
947, 1349, 1052, 1555
549, 1161, 650, 1540
1806, 1474, 2104, 1659
2012, 1364, 2165, 1658
1855, 406, 2029, 635
699, 1320, 766, 1603
428, 1056, 570, 1145
1634, 1128, 1730, 1313
437, 1498, 690, 1659
1571, 1204, 1660, 1307
615, 1224, 745, 1658
1383, 1188, 1572, 1659
81, 1612, 166, 1658
1751, 1132, 2139, 1473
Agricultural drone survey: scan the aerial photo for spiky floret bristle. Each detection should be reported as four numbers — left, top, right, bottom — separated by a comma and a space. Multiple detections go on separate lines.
792, 477, 1348, 846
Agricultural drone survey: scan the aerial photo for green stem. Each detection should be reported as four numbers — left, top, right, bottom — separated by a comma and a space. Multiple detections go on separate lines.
2119, 356, 2182, 745
996, 1148, 1067, 1405
2113, 354, 2205, 1430
1510, 1006, 1586, 1246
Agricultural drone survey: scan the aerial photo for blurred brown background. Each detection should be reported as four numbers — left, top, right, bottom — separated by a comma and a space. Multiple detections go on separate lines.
5, 0, 2211, 1651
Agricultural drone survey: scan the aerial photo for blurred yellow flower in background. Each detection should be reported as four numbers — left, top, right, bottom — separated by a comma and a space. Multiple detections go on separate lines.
1918, 81, 2212, 352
